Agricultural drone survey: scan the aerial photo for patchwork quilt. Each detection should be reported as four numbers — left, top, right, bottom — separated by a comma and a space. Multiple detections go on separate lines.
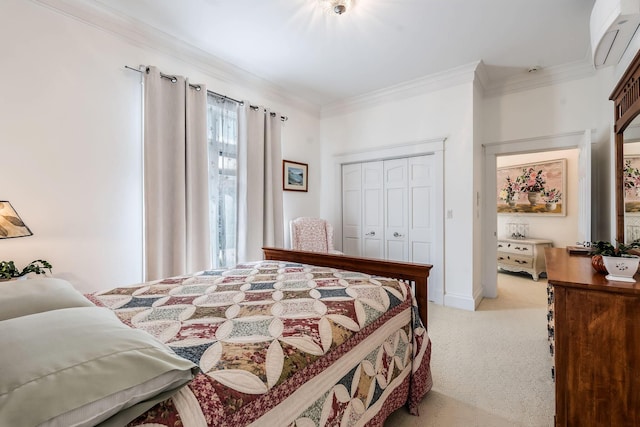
89, 260, 432, 426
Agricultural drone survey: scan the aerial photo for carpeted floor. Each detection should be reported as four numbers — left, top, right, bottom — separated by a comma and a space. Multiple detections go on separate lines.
385, 271, 555, 427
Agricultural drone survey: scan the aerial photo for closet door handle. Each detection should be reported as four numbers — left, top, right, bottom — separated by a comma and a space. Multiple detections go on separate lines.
365, 231, 376, 236
393, 232, 404, 238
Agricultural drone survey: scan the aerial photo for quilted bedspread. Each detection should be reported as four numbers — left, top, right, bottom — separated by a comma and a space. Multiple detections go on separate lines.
89, 260, 432, 426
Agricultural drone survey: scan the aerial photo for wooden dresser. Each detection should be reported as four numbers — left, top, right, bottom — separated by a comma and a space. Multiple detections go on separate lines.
545, 248, 640, 426
497, 238, 553, 280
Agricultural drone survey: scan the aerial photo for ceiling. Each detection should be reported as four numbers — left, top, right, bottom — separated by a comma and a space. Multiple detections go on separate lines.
89, 0, 596, 107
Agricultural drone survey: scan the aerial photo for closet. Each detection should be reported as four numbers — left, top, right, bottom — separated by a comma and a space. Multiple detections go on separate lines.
342, 155, 435, 264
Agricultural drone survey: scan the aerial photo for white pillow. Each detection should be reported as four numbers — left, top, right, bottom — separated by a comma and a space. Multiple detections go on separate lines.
0, 277, 94, 320
0, 306, 198, 427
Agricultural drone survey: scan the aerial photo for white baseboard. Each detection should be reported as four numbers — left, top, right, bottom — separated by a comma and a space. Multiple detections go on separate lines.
444, 292, 480, 311
473, 287, 484, 309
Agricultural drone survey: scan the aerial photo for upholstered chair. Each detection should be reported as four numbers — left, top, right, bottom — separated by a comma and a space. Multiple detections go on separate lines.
289, 217, 343, 254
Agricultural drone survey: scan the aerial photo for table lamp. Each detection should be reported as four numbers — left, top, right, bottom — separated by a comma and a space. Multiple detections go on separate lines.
0, 201, 33, 238
0, 201, 51, 280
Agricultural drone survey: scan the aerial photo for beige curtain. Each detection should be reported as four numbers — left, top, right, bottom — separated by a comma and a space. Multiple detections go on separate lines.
143, 66, 210, 280
237, 104, 284, 262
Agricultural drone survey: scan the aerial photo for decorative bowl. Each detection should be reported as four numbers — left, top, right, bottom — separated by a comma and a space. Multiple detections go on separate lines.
602, 255, 639, 283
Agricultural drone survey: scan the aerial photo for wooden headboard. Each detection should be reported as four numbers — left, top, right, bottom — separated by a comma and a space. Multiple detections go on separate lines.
262, 247, 431, 326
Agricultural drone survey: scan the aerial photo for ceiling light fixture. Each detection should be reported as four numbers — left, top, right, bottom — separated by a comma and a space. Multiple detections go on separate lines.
320, 0, 352, 15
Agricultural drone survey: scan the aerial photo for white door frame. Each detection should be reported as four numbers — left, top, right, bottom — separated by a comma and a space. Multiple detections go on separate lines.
482, 130, 594, 298
335, 138, 446, 304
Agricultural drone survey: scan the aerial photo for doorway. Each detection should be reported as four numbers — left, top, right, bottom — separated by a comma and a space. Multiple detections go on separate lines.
482, 130, 592, 298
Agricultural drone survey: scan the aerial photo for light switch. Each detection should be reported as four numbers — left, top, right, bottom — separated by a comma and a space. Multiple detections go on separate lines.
447, 209, 453, 219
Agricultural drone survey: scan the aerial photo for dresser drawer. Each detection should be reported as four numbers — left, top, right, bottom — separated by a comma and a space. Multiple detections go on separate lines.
497, 241, 534, 255
497, 238, 552, 281
497, 252, 534, 268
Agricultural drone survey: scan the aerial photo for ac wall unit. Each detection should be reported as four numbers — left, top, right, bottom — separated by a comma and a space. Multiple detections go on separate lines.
591, 0, 640, 68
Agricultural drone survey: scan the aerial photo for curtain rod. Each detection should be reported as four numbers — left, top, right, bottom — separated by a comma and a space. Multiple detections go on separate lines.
125, 65, 287, 121
124, 65, 202, 91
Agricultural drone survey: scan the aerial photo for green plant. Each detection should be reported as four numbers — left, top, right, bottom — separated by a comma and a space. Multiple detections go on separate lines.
590, 240, 640, 257
0, 260, 52, 280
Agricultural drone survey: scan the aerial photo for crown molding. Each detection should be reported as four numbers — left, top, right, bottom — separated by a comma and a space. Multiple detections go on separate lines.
481, 58, 596, 98
31, 0, 321, 117
473, 60, 490, 93
321, 56, 597, 118
321, 61, 481, 118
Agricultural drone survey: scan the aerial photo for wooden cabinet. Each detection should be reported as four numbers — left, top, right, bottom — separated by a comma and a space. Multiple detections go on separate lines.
545, 248, 640, 427
496, 238, 552, 280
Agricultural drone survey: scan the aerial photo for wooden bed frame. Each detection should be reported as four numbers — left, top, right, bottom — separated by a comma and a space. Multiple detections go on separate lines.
262, 247, 432, 326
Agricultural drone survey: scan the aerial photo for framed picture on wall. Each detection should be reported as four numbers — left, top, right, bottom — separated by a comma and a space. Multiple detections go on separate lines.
625, 155, 640, 213
624, 155, 640, 241
497, 158, 566, 216
283, 160, 308, 192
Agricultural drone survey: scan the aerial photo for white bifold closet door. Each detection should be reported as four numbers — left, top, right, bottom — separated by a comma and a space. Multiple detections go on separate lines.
342, 155, 435, 263
384, 159, 408, 261
407, 156, 434, 264
362, 161, 384, 258
342, 161, 384, 258
342, 163, 362, 256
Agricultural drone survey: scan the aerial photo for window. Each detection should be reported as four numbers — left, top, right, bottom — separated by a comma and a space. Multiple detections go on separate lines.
207, 95, 239, 268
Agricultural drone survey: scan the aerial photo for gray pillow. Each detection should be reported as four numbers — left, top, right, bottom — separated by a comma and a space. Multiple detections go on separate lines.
0, 277, 94, 320
0, 306, 198, 427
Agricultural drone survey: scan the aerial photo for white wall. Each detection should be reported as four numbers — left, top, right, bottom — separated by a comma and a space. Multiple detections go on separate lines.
321, 67, 621, 309
320, 82, 479, 310
482, 72, 616, 241
496, 149, 579, 248
482, 73, 614, 143
472, 79, 484, 305
282, 117, 322, 250
0, 0, 320, 292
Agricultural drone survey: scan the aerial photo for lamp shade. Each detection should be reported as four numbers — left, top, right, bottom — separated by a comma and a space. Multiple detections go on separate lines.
0, 201, 33, 239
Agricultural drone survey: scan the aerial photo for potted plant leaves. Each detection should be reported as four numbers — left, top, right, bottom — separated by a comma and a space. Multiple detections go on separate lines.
0, 260, 52, 281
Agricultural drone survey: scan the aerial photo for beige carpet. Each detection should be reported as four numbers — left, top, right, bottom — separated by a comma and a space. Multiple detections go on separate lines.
385, 271, 555, 427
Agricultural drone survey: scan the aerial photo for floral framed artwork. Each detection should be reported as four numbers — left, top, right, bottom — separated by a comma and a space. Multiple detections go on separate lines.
624, 156, 640, 212
497, 158, 566, 216
283, 160, 308, 192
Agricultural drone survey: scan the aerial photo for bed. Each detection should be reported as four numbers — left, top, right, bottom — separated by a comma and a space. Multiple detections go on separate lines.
0, 249, 432, 427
